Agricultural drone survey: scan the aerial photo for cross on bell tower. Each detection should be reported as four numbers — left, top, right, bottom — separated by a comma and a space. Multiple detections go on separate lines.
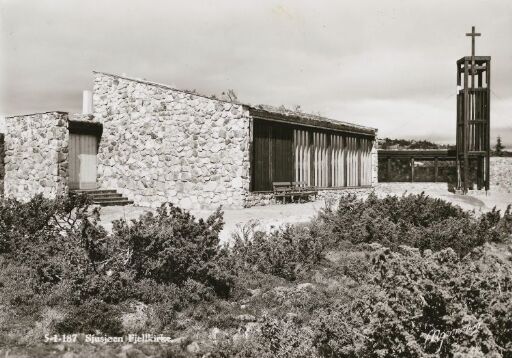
466, 26, 481, 86
466, 26, 481, 59
456, 26, 491, 193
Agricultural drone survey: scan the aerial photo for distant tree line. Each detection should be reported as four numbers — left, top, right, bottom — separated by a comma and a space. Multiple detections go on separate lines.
379, 136, 511, 157
378, 138, 455, 150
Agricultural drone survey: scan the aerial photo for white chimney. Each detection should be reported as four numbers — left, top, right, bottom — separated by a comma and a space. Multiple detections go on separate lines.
82, 90, 93, 114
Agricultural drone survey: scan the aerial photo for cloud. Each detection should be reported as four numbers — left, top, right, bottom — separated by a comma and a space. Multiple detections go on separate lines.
1, 0, 511, 144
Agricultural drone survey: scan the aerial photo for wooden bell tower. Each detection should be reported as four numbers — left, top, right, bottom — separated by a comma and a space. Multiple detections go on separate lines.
456, 26, 491, 193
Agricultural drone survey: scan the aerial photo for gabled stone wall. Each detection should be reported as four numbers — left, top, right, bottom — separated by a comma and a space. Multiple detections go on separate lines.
4, 112, 69, 201
93, 73, 252, 209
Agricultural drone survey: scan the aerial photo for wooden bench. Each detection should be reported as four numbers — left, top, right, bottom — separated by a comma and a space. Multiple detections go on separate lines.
273, 182, 293, 204
293, 181, 318, 202
272, 181, 318, 204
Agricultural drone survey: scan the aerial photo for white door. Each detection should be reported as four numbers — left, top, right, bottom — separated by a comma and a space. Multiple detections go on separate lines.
69, 133, 98, 190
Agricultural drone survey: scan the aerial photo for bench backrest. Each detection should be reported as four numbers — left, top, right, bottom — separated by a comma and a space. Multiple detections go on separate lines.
293, 181, 317, 190
273, 182, 292, 193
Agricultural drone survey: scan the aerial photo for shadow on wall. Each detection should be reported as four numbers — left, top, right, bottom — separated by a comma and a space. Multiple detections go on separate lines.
0, 133, 4, 196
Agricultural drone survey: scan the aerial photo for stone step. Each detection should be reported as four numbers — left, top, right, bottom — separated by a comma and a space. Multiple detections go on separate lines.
95, 199, 134, 207
70, 189, 133, 207
73, 189, 118, 195
87, 193, 123, 199
92, 197, 127, 203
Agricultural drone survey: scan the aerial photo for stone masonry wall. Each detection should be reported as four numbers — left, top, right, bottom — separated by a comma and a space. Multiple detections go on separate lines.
490, 157, 512, 192
93, 73, 252, 209
245, 187, 375, 208
4, 112, 69, 201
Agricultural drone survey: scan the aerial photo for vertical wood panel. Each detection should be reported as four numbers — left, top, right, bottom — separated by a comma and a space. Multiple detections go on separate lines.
271, 122, 293, 183
366, 138, 371, 185
323, 133, 328, 187
322, 133, 325, 187
349, 137, 353, 186
298, 130, 303, 183
312, 132, 318, 186
348, 137, 352, 186
300, 129, 304, 183
360, 138, 365, 185
252, 120, 270, 191
253, 119, 374, 191
340, 135, 344, 186
69, 134, 77, 189
318, 133, 322, 187
352, 137, 356, 186
303, 130, 307, 183
355, 137, 358, 186
350, 137, 354, 186
362, 138, 366, 185
294, 129, 298, 182
367, 138, 370, 185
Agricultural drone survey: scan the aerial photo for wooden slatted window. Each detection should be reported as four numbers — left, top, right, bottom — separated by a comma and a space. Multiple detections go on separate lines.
252, 119, 293, 191
294, 128, 310, 185
252, 119, 374, 191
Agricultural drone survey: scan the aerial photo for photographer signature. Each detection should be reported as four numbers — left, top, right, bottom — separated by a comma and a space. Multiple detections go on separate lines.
423, 322, 481, 353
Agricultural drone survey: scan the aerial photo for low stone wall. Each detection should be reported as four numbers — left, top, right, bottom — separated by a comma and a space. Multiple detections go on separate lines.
490, 157, 512, 192
4, 112, 69, 201
316, 187, 375, 202
375, 182, 449, 196
0, 134, 4, 197
245, 187, 375, 207
93, 73, 252, 209
245, 192, 275, 207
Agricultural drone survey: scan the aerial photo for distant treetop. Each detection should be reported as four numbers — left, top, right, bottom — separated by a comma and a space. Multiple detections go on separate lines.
378, 138, 454, 150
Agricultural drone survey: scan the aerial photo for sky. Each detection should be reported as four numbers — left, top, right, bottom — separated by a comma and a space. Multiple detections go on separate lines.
1, 0, 511, 146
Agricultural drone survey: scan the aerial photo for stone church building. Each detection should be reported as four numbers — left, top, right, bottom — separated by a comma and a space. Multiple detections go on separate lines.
0, 72, 378, 209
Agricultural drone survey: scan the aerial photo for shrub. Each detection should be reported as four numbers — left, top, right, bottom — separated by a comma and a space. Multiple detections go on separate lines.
318, 192, 512, 256
0, 193, 111, 292
112, 203, 233, 297
55, 299, 123, 336
2, 193, 511, 356
229, 224, 325, 281
67, 268, 136, 304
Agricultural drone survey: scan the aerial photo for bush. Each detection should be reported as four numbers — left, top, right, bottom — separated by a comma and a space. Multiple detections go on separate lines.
1, 192, 511, 356
318, 193, 512, 256
229, 224, 325, 281
0, 193, 111, 292
235, 243, 511, 358
55, 299, 123, 336
112, 203, 233, 297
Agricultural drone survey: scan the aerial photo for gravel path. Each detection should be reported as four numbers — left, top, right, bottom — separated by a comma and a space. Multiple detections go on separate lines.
98, 183, 512, 243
